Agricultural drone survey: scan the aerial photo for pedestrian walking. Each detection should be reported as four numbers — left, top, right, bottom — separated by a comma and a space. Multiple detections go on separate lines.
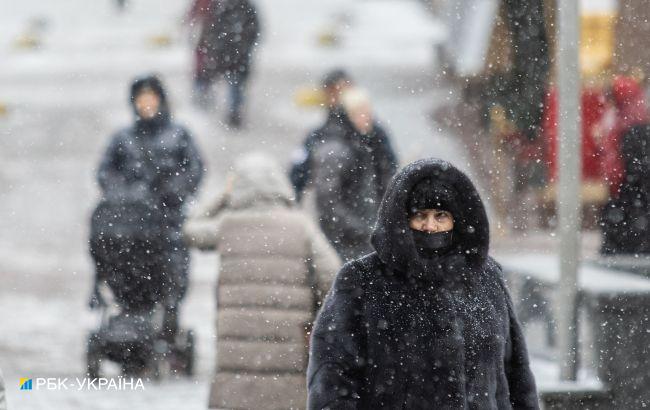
89, 74, 204, 343
183, 153, 340, 410
189, 0, 260, 128
601, 124, 650, 254
308, 158, 539, 409
289, 69, 354, 202
310, 87, 398, 262
601, 75, 649, 197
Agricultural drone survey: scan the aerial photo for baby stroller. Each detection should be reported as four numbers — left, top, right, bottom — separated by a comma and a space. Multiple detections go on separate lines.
86, 202, 195, 379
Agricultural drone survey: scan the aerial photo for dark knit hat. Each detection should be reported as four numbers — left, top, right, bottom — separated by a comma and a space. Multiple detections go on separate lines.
130, 74, 166, 103
407, 178, 457, 215
129, 73, 170, 122
322, 68, 352, 89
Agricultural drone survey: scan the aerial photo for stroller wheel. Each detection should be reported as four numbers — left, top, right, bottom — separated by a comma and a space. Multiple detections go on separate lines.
151, 340, 170, 381
86, 332, 102, 379
168, 329, 195, 377
183, 330, 195, 376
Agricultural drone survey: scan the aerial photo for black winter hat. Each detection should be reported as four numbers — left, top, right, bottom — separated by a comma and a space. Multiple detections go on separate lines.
321, 68, 351, 89
130, 74, 167, 106
407, 178, 458, 215
129, 74, 170, 121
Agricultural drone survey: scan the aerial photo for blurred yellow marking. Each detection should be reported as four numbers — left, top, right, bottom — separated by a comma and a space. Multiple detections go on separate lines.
13, 33, 40, 50
580, 13, 615, 78
148, 34, 172, 47
294, 87, 326, 108
316, 27, 339, 47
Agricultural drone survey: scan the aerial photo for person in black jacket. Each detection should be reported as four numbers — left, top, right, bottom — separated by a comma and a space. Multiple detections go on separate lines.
192, 0, 260, 127
89, 74, 204, 340
310, 88, 398, 262
290, 69, 354, 201
601, 124, 650, 254
308, 158, 539, 409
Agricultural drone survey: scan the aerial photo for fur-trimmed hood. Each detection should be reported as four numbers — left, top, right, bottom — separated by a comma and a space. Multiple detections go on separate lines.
371, 158, 489, 274
130, 74, 171, 132
228, 152, 294, 209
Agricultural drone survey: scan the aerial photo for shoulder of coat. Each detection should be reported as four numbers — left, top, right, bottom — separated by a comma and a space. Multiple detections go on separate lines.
372, 122, 387, 135
113, 127, 132, 141
485, 256, 504, 278
483, 256, 511, 296
354, 252, 381, 272
335, 253, 379, 286
106, 128, 134, 150
167, 123, 191, 138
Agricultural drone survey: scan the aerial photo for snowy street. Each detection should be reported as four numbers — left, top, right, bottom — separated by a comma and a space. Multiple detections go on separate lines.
0, 1, 467, 408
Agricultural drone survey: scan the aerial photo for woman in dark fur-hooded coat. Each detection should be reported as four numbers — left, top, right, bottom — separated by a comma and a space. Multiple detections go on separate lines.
307, 158, 538, 409
90, 75, 204, 322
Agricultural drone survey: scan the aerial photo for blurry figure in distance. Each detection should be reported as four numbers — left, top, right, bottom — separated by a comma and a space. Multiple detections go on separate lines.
600, 75, 649, 197
289, 69, 354, 202
89, 74, 204, 344
599, 76, 650, 254
310, 86, 398, 262
188, 0, 260, 128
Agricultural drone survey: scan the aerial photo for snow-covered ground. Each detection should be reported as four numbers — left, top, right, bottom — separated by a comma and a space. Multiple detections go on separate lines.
0, 0, 469, 408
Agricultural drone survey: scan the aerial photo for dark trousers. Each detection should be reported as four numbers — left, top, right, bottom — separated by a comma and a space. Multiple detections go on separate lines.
194, 70, 247, 116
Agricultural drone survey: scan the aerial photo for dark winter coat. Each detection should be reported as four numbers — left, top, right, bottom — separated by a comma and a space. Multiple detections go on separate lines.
308, 159, 539, 409
197, 0, 260, 80
601, 124, 650, 254
290, 107, 348, 202
90, 75, 204, 305
310, 116, 398, 262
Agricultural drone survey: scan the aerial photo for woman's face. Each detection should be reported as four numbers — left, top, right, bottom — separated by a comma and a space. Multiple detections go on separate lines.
347, 102, 373, 135
409, 209, 454, 233
134, 88, 161, 119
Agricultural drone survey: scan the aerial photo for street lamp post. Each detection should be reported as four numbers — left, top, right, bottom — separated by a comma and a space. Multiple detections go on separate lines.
556, 0, 581, 381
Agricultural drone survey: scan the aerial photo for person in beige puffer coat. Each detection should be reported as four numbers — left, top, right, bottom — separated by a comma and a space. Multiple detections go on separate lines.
184, 152, 341, 410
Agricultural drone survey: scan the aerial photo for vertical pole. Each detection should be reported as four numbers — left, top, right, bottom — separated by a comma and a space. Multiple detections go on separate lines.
556, 0, 581, 381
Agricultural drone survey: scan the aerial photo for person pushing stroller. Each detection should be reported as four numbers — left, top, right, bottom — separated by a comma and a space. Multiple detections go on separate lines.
87, 74, 204, 376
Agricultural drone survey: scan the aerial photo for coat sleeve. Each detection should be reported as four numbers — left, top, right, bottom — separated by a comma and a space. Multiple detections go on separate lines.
502, 283, 540, 409
308, 263, 366, 410
97, 131, 150, 202
182, 193, 231, 250
306, 220, 342, 307
311, 143, 371, 242
158, 127, 204, 207
182, 214, 222, 250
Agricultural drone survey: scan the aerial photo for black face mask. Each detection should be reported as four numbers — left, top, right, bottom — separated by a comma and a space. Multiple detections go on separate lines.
412, 230, 454, 259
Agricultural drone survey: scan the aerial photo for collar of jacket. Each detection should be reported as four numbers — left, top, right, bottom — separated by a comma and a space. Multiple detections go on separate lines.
134, 113, 171, 136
